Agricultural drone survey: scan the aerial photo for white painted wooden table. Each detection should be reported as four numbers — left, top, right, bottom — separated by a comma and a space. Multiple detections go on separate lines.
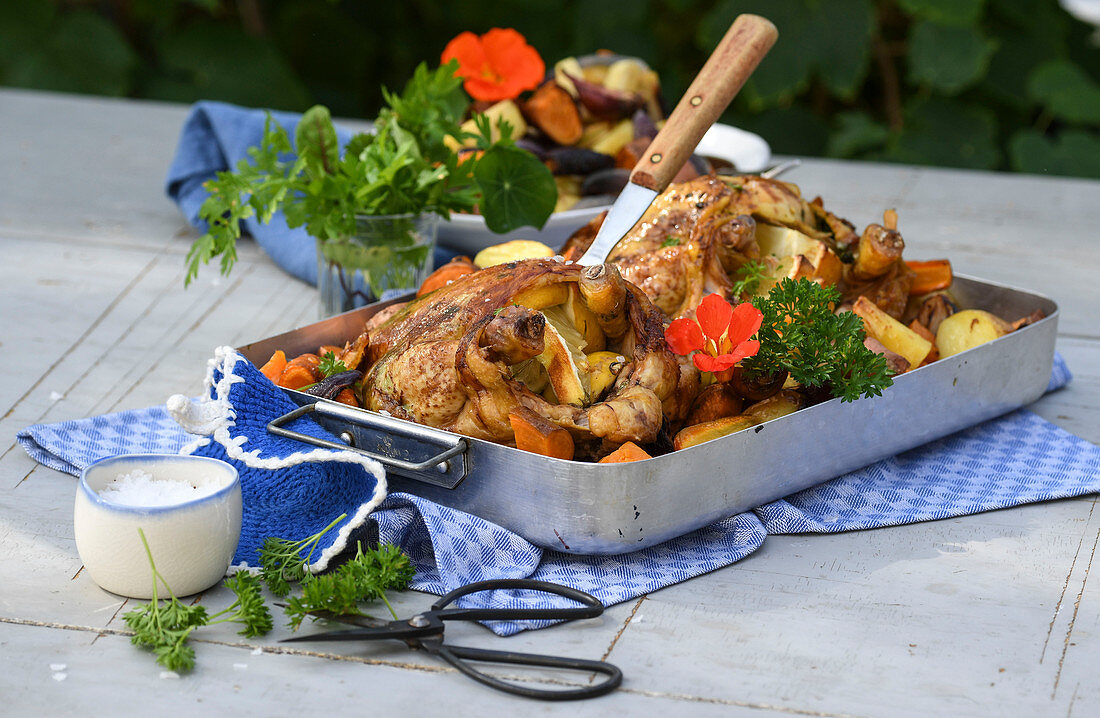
2, 88, 1098, 717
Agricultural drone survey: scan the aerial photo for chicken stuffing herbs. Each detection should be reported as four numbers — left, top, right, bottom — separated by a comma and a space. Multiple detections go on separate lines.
123, 521, 414, 672
744, 278, 894, 402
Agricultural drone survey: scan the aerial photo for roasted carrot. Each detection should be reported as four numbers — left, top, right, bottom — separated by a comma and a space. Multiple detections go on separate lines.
509, 410, 575, 461
907, 259, 953, 295
907, 319, 940, 364
417, 257, 477, 297
277, 353, 322, 390
333, 387, 359, 407
277, 365, 318, 390
598, 441, 652, 463
259, 350, 287, 382
522, 81, 584, 146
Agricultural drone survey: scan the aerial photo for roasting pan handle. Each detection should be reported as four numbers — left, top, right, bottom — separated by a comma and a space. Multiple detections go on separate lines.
267, 401, 469, 489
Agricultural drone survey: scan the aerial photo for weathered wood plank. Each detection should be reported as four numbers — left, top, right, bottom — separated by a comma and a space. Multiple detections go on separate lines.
1, 89, 1097, 716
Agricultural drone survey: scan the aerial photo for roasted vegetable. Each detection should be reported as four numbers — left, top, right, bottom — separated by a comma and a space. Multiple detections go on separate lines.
684, 383, 743, 427
598, 441, 652, 463
852, 296, 932, 370
544, 147, 616, 176
522, 82, 584, 146
935, 309, 1010, 358
260, 350, 287, 383
673, 415, 756, 451
566, 72, 644, 120
474, 240, 555, 268
419, 256, 478, 296
907, 259, 953, 295
509, 409, 575, 460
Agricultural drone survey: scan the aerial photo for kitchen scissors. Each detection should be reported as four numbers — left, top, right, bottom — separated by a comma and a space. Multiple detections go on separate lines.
281, 578, 623, 700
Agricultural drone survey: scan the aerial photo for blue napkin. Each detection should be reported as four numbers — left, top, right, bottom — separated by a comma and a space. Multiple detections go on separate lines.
165, 102, 457, 286
18, 352, 1099, 635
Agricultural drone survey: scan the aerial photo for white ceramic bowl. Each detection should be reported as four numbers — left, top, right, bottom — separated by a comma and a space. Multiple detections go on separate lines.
74, 454, 242, 599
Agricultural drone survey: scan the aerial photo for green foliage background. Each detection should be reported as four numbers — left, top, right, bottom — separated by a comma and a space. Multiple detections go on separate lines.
3, 0, 1099, 177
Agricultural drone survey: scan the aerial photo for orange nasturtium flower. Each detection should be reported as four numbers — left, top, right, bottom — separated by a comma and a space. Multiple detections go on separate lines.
665, 294, 763, 373
441, 28, 545, 102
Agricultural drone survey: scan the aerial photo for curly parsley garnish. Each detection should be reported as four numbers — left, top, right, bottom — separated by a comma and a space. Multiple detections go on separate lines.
744, 278, 893, 402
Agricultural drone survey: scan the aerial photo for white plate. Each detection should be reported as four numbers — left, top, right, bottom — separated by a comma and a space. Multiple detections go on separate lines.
438, 122, 771, 255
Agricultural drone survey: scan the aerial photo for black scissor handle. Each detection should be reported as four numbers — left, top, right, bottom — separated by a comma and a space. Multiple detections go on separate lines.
430, 578, 605, 623
434, 643, 622, 701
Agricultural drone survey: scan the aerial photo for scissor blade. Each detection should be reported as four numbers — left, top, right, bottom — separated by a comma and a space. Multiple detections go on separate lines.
281, 625, 398, 644
576, 183, 657, 266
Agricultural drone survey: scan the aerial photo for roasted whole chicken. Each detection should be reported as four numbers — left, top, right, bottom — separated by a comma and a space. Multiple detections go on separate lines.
357, 257, 679, 458
562, 173, 913, 320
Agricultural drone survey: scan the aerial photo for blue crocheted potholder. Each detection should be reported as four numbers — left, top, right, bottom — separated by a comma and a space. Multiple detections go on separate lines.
167, 347, 386, 570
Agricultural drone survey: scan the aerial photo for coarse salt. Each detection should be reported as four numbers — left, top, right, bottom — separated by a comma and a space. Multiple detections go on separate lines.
98, 469, 222, 507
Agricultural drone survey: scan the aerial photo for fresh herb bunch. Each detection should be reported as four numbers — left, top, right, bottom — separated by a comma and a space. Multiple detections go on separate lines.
744, 278, 893, 402
123, 529, 273, 672
186, 60, 555, 285
282, 542, 415, 630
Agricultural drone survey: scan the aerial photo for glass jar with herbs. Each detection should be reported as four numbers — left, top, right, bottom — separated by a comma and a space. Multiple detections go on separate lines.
185, 60, 556, 316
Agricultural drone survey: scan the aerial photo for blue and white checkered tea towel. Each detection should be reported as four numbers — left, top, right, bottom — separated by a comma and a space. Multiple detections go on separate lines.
18, 351, 1099, 635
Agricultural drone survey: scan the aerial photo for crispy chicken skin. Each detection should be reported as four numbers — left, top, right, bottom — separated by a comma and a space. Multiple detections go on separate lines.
564, 173, 913, 319
565, 175, 760, 317
360, 258, 679, 453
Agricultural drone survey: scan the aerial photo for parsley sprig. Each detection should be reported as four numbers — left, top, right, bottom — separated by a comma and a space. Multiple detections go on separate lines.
186, 60, 555, 285
122, 519, 416, 671
123, 529, 273, 672
317, 351, 348, 378
745, 278, 893, 402
257, 513, 347, 597
282, 543, 415, 629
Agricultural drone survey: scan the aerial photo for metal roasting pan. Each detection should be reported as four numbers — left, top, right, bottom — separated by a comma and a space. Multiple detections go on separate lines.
238, 275, 1059, 555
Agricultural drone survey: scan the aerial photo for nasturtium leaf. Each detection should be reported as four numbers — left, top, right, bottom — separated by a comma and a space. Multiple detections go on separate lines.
4, 10, 137, 97
827, 111, 890, 158
699, 0, 873, 107
1026, 60, 1100, 124
908, 20, 998, 94
885, 98, 1000, 169
1009, 129, 1100, 178
296, 106, 341, 179
474, 145, 557, 234
898, 0, 985, 26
